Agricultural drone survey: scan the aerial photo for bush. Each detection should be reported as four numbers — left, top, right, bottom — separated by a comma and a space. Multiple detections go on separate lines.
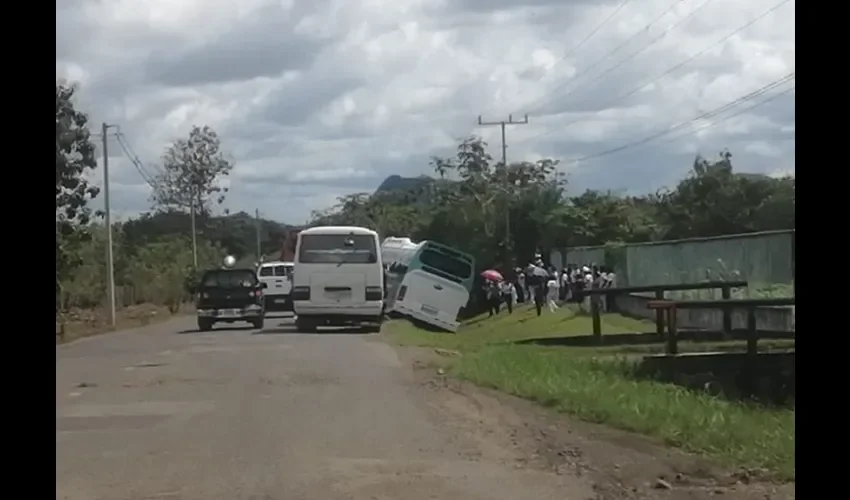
58, 224, 224, 312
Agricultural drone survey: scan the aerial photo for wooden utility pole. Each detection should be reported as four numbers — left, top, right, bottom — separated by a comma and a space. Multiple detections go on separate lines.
476, 114, 529, 267
102, 123, 117, 327
255, 209, 262, 263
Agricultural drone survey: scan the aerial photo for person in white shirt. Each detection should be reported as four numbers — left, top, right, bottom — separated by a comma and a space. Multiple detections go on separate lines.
500, 280, 516, 314
560, 268, 570, 301
545, 274, 560, 312
580, 266, 593, 312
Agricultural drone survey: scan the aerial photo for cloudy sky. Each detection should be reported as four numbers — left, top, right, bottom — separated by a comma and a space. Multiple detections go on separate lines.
56, 0, 795, 224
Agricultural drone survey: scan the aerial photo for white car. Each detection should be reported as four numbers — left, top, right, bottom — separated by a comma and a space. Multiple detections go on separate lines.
257, 261, 294, 313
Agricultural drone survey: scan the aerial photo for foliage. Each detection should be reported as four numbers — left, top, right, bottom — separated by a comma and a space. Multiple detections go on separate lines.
59, 225, 224, 313
56, 82, 101, 310
121, 210, 294, 262
152, 125, 233, 217
311, 137, 795, 273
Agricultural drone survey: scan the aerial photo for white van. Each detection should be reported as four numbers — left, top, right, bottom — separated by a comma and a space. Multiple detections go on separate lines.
257, 261, 294, 313
292, 226, 384, 332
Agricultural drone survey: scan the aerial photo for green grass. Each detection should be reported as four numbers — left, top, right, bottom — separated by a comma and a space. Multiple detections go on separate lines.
385, 305, 795, 480
384, 305, 655, 351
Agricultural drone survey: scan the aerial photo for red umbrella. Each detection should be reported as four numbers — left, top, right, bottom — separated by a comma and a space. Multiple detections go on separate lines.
481, 269, 504, 282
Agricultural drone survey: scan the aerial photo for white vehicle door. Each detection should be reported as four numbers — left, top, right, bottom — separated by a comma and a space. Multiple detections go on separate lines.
258, 264, 292, 296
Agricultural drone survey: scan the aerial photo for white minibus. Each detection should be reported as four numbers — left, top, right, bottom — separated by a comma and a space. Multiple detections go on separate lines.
292, 226, 384, 332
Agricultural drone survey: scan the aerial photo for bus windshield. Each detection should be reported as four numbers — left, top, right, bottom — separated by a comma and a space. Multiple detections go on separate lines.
298, 234, 378, 264
419, 249, 472, 279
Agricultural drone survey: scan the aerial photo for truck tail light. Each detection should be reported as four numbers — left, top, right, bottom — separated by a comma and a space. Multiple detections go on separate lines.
398, 285, 408, 301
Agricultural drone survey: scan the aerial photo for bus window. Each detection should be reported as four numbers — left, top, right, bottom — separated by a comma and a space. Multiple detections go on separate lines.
298, 234, 378, 264
419, 249, 472, 279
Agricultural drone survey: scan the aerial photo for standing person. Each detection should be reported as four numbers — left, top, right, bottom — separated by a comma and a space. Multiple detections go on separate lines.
525, 262, 545, 316
596, 266, 609, 312
545, 273, 560, 312
574, 266, 587, 307
581, 266, 595, 313
485, 281, 501, 317
500, 280, 516, 314
533, 275, 545, 316
516, 272, 527, 304
560, 268, 570, 301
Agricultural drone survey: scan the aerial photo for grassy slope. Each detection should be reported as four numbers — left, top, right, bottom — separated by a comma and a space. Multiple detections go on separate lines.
385, 305, 795, 480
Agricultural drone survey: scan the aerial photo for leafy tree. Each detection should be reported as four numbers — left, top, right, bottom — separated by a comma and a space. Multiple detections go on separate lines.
309, 138, 794, 274
152, 125, 233, 217
56, 82, 100, 312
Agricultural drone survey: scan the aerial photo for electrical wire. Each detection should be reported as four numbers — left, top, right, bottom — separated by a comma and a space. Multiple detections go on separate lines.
516, 0, 794, 147
566, 72, 794, 164
114, 130, 159, 189
524, 0, 718, 116
507, 0, 635, 115
658, 84, 795, 146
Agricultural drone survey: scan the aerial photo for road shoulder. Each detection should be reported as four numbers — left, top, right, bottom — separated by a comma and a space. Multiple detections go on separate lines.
391, 344, 795, 500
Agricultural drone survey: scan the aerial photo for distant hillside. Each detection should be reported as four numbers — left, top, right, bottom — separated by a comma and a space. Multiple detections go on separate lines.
375, 175, 435, 193
120, 210, 303, 262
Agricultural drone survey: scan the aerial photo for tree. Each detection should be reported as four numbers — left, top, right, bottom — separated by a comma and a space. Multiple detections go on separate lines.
152, 125, 233, 217
309, 138, 794, 276
56, 82, 100, 312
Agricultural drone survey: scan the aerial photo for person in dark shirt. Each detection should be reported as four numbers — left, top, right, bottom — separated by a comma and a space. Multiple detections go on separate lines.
485, 281, 501, 317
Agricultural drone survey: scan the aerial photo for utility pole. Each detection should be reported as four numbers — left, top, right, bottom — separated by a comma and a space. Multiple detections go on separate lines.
102, 123, 117, 328
190, 191, 198, 268
476, 114, 529, 267
255, 209, 262, 263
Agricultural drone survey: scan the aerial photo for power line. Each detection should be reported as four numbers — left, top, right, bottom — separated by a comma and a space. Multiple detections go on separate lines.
509, 0, 634, 114
517, 0, 794, 146
118, 130, 165, 176
113, 130, 159, 189
525, 0, 717, 116
658, 84, 795, 146
566, 72, 794, 164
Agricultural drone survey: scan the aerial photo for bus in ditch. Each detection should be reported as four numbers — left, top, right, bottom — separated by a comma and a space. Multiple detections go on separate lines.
381, 237, 475, 332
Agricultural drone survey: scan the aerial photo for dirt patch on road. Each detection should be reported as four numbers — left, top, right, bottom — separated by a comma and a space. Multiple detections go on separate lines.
396, 346, 795, 500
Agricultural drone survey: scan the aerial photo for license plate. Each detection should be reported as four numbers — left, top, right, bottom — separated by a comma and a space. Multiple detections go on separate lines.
327, 291, 350, 300
421, 305, 438, 315
274, 298, 288, 303
218, 309, 240, 318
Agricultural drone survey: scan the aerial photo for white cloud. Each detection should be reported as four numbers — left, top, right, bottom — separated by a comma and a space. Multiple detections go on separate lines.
57, 0, 795, 222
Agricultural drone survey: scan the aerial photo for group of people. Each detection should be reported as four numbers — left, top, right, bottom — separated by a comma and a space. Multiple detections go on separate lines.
483, 256, 617, 318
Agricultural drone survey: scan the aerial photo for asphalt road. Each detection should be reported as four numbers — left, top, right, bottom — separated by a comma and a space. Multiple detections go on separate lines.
57, 316, 595, 500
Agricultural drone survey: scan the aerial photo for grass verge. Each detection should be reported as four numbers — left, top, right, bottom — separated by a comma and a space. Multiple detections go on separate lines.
384, 305, 795, 480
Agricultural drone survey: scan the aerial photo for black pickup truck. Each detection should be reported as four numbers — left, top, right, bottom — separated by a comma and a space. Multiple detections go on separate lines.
194, 268, 267, 331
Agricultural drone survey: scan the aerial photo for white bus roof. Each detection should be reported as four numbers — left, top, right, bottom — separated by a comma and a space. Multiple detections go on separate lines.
300, 226, 378, 236
381, 237, 422, 249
